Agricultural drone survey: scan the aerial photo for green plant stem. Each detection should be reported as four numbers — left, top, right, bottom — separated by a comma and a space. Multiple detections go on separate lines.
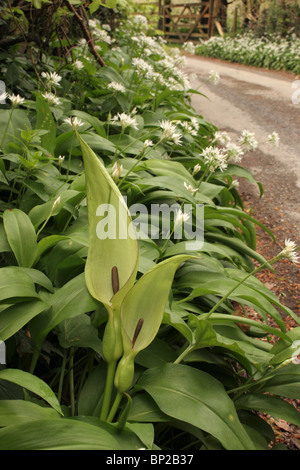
106, 390, 123, 423
173, 344, 195, 364
28, 344, 41, 374
69, 347, 75, 417
100, 360, 117, 421
58, 349, 68, 404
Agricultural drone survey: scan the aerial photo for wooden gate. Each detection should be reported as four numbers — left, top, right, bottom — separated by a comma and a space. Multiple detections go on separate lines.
162, 0, 215, 43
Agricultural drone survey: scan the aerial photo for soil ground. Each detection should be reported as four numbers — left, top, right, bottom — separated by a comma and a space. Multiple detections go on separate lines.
185, 55, 300, 450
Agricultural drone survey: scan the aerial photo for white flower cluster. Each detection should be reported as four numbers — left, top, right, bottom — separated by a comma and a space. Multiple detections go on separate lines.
159, 120, 182, 145
0, 93, 25, 106
111, 112, 138, 130
279, 239, 299, 265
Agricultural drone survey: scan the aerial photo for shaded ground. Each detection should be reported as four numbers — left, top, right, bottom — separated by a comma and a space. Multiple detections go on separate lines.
185, 55, 300, 450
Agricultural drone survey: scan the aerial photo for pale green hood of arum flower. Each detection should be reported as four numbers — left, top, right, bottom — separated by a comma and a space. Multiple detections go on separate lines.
77, 133, 194, 389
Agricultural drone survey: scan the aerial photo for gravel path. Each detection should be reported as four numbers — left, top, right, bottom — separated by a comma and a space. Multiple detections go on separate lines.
185, 55, 300, 316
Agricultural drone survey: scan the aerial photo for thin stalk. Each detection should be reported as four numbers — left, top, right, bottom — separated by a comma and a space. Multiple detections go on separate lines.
173, 344, 195, 364
58, 349, 68, 404
100, 360, 117, 421
106, 390, 123, 423
28, 344, 41, 375
69, 347, 75, 417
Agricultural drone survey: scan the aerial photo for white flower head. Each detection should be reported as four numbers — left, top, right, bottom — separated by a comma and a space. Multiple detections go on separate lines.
41, 92, 61, 105
268, 131, 280, 147
159, 120, 182, 145
183, 41, 195, 55
238, 130, 258, 151
143, 139, 154, 148
201, 146, 228, 172
0, 91, 8, 103
111, 161, 123, 182
184, 182, 198, 194
279, 239, 299, 264
64, 117, 84, 129
214, 131, 231, 146
108, 81, 126, 93
225, 142, 244, 163
192, 163, 201, 176
111, 112, 138, 130
41, 71, 62, 87
208, 70, 220, 85
73, 59, 84, 70
8, 93, 25, 106
174, 208, 190, 228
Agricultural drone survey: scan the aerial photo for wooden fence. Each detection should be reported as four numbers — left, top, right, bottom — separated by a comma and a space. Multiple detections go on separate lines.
132, 0, 217, 43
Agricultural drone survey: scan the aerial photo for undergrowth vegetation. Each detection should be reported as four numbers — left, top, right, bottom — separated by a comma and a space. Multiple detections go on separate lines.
196, 33, 300, 74
0, 2, 300, 450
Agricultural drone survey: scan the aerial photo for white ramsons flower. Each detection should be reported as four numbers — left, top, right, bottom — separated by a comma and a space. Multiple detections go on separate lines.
201, 146, 228, 172
238, 130, 258, 151
159, 120, 182, 145
214, 131, 231, 146
73, 59, 84, 70
225, 142, 244, 162
268, 131, 280, 147
64, 117, 84, 128
143, 139, 154, 148
192, 163, 201, 176
41, 71, 62, 87
8, 94, 25, 106
41, 92, 61, 105
111, 112, 138, 130
108, 82, 126, 93
111, 161, 123, 182
0, 92, 8, 102
132, 57, 153, 75
52, 195, 61, 211
208, 70, 220, 85
184, 182, 198, 194
174, 208, 190, 228
279, 239, 299, 264
183, 41, 195, 55
58, 155, 65, 163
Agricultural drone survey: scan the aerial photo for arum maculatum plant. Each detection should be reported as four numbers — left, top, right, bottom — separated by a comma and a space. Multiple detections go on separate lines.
77, 132, 193, 423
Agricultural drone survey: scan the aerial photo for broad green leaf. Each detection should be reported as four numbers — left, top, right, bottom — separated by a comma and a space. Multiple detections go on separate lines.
0, 267, 39, 304
77, 363, 107, 417
56, 313, 102, 354
0, 400, 61, 427
0, 369, 63, 415
269, 328, 300, 365
0, 417, 144, 450
0, 109, 31, 151
120, 255, 192, 354
137, 363, 256, 450
235, 394, 300, 427
35, 95, 56, 155
254, 364, 300, 399
77, 133, 139, 310
0, 300, 48, 342
29, 273, 99, 346
3, 209, 37, 268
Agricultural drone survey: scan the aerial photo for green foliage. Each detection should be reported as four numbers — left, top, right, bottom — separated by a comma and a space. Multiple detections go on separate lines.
0, 8, 299, 451
196, 33, 300, 74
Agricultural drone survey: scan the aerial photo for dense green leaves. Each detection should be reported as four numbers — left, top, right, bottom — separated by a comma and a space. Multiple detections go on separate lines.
137, 364, 256, 450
